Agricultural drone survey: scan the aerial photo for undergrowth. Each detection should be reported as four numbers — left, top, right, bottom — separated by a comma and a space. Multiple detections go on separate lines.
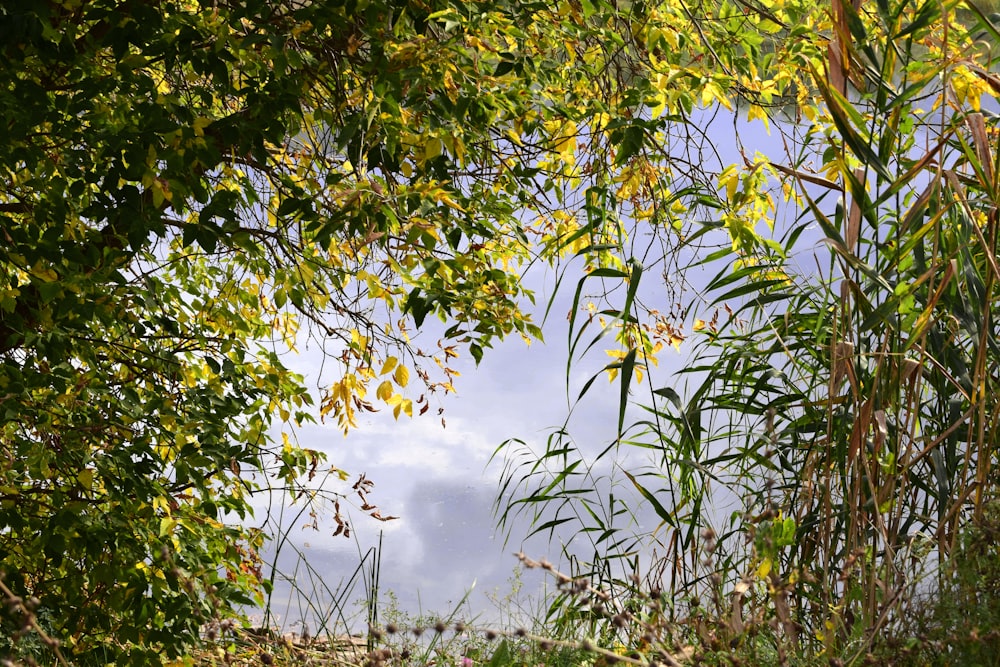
6, 517, 1000, 667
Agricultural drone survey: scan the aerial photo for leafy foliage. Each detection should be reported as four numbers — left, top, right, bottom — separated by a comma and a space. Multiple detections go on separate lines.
0, 0, 710, 661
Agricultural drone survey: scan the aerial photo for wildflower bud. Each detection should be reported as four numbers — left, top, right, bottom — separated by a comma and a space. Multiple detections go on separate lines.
434, 621, 446, 634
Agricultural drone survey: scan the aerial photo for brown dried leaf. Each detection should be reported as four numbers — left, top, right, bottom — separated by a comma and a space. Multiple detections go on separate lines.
966, 112, 994, 187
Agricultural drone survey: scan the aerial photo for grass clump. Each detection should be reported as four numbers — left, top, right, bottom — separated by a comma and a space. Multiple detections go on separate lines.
6, 528, 1000, 667
871, 503, 1000, 667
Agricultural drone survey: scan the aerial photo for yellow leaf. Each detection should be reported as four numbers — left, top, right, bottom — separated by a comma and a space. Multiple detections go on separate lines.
422, 135, 442, 163
559, 123, 579, 162
297, 261, 315, 286
950, 66, 988, 112
649, 92, 667, 119
759, 18, 783, 33
151, 178, 172, 207
438, 193, 466, 211
390, 398, 413, 419
377, 380, 393, 401
693, 319, 706, 331
747, 103, 770, 132
701, 81, 732, 110
192, 116, 212, 137
159, 516, 176, 537
393, 364, 409, 387
756, 557, 772, 579
719, 166, 739, 202
442, 134, 466, 164
152, 496, 170, 515
77, 468, 94, 490
29, 262, 59, 282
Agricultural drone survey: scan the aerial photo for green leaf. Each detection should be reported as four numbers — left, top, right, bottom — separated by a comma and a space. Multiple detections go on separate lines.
616, 347, 636, 436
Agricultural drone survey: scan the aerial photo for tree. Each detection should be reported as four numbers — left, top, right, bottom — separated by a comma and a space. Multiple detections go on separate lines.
1, 0, 761, 661
0, 0, 596, 662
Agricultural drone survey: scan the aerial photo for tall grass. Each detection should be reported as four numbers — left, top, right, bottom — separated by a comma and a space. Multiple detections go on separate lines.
495, 0, 1000, 663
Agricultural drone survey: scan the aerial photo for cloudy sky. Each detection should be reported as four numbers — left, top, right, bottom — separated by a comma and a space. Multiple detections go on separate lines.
240, 73, 1000, 641
249, 111, 803, 636
257, 265, 645, 634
